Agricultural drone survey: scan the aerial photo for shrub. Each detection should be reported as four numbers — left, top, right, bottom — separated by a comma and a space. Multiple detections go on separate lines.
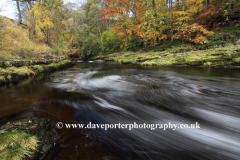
207, 24, 240, 47
74, 32, 101, 58
152, 39, 182, 51
127, 35, 145, 52
102, 29, 120, 55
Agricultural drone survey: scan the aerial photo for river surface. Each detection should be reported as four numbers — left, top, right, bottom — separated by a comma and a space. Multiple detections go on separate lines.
0, 61, 240, 160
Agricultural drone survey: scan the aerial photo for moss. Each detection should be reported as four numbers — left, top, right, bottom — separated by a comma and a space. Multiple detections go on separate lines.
6, 66, 34, 76
0, 76, 5, 82
203, 62, 212, 66
0, 60, 74, 85
233, 57, 240, 63
102, 44, 240, 67
0, 68, 8, 76
30, 65, 44, 73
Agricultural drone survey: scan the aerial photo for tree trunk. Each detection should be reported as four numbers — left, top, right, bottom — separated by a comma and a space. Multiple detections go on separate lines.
28, 0, 35, 40
171, 0, 173, 41
182, 0, 184, 11
182, 0, 185, 42
123, 23, 128, 45
16, 0, 22, 24
99, 28, 102, 45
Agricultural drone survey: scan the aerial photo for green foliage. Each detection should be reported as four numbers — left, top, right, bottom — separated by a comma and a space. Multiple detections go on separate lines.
102, 30, 120, 55
128, 35, 145, 52
0, 131, 39, 160
79, 34, 101, 58
54, 46, 60, 52
152, 40, 182, 52
207, 24, 240, 47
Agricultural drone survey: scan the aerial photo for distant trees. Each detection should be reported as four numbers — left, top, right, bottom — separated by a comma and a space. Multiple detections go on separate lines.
28, 0, 67, 45
9, 0, 240, 57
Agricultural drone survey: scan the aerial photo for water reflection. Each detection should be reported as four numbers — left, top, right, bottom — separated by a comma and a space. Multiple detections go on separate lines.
0, 61, 240, 159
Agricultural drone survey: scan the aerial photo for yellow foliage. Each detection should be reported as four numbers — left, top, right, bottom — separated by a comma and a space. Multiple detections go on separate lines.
28, 0, 66, 42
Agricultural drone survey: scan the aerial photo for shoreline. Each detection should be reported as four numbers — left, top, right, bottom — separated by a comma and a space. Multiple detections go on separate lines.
0, 60, 75, 86
103, 59, 240, 68
73, 58, 240, 68
87, 44, 240, 68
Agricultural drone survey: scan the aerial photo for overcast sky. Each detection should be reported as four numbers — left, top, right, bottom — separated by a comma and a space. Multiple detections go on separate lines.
0, 0, 85, 19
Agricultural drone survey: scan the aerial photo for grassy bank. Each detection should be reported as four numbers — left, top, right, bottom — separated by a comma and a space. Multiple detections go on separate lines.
0, 16, 66, 61
0, 117, 53, 160
0, 60, 74, 85
91, 44, 240, 67
0, 131, 39, 159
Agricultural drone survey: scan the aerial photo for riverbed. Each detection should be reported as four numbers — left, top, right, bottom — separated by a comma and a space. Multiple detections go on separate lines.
0, 60, 240, 160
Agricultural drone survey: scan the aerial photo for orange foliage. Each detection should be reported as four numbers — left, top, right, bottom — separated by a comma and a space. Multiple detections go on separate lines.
192, 35, 207, 44
175, 23, 214, 43
70, 34, 74, 45
50, 32, 57, 42
193, 5, 219, 30
69, 34, 79, 54
71, 47, 79, 54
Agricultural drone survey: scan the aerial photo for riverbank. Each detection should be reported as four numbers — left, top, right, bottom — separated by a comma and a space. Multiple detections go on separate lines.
0, 117, 55, 159
90, 44, 240, 68
0, 60, 75, 85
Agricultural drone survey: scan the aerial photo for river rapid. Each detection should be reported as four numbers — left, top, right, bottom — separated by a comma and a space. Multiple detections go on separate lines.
0, 61, 240, 160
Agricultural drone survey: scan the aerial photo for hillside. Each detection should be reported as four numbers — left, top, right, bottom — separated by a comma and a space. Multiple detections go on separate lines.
0, 16, 65, 61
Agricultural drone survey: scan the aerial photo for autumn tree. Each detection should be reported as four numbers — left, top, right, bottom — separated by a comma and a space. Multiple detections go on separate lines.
28, 0, 67, 46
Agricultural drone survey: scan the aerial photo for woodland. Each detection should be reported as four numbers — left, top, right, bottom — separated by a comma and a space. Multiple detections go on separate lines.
7, 0, 240, 58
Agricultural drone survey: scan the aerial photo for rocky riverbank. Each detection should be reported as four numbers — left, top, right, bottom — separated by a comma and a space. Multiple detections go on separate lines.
90, 44, 240, 68
0, 117, 56, 160
0, 60, 75, 85
0, 57, 66, 68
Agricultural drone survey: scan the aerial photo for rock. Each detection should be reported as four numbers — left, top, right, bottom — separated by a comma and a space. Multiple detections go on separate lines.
5, 61, 12, 67
42, 144, 53, 153
236, 39, 240, 44
203, 40, 209, 44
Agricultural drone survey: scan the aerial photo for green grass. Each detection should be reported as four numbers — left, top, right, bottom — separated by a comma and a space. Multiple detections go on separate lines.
0, 131, 39, 160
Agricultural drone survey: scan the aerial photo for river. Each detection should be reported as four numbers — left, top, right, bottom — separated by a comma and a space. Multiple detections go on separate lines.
0, 60, 240, 160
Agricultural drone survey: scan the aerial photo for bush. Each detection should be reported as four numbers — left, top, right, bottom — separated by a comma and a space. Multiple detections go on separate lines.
128, 35, 145, 52
152, 39, 182, 52
102, 29, 120, 54
206, 24, 240, 47
74, 32, 101, 58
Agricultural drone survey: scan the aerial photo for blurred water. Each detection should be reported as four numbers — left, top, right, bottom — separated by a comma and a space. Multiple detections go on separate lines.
0, 61, 240, 160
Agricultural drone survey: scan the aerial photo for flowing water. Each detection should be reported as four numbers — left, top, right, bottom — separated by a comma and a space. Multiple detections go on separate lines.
0, 61, 240, 160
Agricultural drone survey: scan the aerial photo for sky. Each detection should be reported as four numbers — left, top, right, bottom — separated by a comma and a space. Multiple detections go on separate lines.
0, 0, 84, 20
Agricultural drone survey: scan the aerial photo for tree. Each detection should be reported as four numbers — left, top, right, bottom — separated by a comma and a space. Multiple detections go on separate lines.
28, 0, 67, 46
15, 0, 22, 24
